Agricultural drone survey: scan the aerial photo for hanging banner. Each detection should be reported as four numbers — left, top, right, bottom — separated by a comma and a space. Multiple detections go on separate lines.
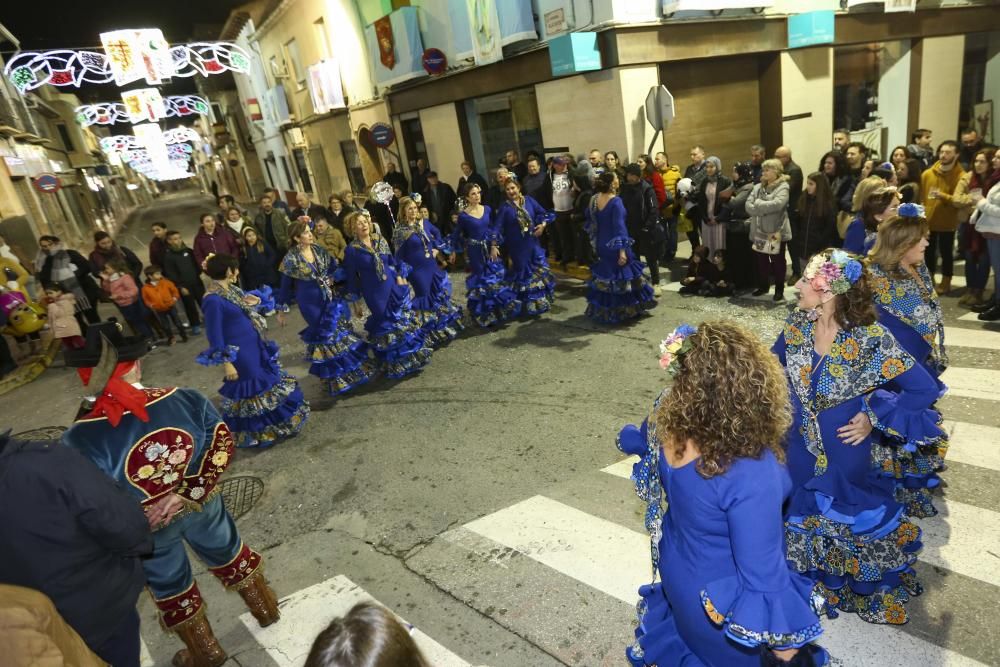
120, 87, 166, 124
884, 0, 916, 12
374, 15, 396, 69
308, 59, 346, 114
100, 29, 172, 86
468, 0, 503, 66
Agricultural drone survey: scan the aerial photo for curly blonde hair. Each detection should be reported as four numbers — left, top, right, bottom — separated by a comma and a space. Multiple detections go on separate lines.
655, 321, 791, 478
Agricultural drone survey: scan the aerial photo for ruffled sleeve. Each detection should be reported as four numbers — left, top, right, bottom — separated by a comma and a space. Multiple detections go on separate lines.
449, 216, 466, 255
341, 246, 363, 301
700, 459, 824, 650
275, 272, 294, 309
196, 295, 239, 366
246, 285, 275, 314
863, 364, 945, 453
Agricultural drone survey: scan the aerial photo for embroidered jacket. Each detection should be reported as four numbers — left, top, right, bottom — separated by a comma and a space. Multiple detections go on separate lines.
62, 387, 235, 511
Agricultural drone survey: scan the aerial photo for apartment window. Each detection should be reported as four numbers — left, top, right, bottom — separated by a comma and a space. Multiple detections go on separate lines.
292, 148, 313, 193
280, 156, 294, 191
56, 123, 74, 152
314, 18, 331, 60
284, 39, 306, 88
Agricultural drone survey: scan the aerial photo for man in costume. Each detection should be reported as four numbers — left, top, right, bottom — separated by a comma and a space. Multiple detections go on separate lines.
62, 322, 280, 667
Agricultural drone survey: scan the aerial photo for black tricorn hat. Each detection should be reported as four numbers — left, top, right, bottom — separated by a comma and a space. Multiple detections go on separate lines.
64, 320, 148, 370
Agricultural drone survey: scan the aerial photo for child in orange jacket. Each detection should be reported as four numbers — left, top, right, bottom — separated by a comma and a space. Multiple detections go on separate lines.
141, 266, 187, 344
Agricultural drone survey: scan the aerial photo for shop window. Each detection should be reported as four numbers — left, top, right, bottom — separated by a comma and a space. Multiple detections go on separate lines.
833, 43, 881, 134
400, 117, 427, 172
292, 148, 313, 193
462, 87, 543, 178
284, 39, 306, 88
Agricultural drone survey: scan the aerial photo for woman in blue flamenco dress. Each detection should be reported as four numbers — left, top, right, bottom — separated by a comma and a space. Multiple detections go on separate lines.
342, 211, 432, 378
774, 248, 943, 625
393, 195, 464, 347
866, 207, 948, 518
450, 182, 521, 327
618, 322, 828, 667
197, 253, 310, 448
585, 172, 656, 323
276, 220, 376, 395
495, 177, 556, 316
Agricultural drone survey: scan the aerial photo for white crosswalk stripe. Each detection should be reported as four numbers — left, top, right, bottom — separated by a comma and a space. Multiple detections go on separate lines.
944, 326, 1000, 350
944, 420, 1000, 472
941, 367, 1000, 401
238, 575, 471, 667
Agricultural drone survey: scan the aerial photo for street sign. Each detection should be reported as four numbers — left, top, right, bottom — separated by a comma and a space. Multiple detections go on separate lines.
645, 85, 675, 131
33, 172, 61, 193
370, 123, 395, 148
422, 48, 447, 75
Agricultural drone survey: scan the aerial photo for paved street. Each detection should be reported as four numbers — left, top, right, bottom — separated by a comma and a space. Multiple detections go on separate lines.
5, 191, 1000, 667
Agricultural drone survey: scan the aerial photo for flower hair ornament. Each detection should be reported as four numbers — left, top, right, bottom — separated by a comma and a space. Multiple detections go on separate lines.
409, 192, 423, 206
658, 324, 697, 377
802, 249, 863, 320
898, 202, 925, 218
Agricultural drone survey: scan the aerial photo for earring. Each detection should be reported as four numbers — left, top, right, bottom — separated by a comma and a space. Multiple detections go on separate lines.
805, 303, 823, 322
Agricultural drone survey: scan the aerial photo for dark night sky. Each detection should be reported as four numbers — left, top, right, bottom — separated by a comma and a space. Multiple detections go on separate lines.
2, 1, 247, 100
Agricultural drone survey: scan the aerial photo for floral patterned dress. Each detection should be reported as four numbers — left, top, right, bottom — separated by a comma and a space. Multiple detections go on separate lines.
393, 220, 464, 347
773, 310, 944, 624
868, 261, 948, 518
495, 195, 556, 316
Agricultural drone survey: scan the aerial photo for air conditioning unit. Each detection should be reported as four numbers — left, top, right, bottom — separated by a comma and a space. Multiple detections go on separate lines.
286, 127, 305, 147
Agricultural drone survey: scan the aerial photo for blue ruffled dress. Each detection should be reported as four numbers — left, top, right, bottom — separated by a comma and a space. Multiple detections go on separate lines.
277, 244, 376, 395
774, 311, 943, 624
197, 286, 310, 448
394, 220, 464, 347
618, 392, 827, 667
343, 236, 432, 378
585, 196, 655, 323
843, 217, 877, 256
868, 262, 949, 518
452, 207, 521, 327
495, 196, 556, 316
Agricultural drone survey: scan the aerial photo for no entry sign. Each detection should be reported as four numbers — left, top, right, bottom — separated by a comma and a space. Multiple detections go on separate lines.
370, 123, 395, 148
33, 173, 62, 193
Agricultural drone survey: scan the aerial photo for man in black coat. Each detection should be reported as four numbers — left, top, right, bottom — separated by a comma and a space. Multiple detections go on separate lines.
457, 161, 488, 197
421, 172, 457, 234
619, 163, 663, 295
382, 162, 409, 193
290, 192, 328, 223
89, 231, 144, 277
162, 230, 205, 334
37, 235, 101, 326
0, 429, 152, 666
411, 158, 431, 195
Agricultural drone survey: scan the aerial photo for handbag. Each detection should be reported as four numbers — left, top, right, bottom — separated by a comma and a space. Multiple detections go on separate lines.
752, 231, 782, 255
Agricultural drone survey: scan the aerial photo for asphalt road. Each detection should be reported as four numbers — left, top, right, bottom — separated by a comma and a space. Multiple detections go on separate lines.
5, 191, 999, 667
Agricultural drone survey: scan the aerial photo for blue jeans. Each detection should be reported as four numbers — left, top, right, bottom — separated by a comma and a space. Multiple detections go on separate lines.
987, 238, 1000, 305
117, 301, 154, 339
965, 247, 991, 290
144, 495, 243, 600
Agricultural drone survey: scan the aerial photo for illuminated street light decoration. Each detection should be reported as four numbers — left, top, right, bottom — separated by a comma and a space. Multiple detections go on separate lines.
5, 41, 250, 93
100, 29, 173, 86
75, 95, 210, 127
121, 88, 165, 124
99, 128, 200, 154
161, 127, 200, 144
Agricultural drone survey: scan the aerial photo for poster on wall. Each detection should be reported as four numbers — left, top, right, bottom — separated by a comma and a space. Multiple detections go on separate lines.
467, 0, 503, 66
974, 101, 993, 144
663, 0, 773, 12
308, 60, 346, 114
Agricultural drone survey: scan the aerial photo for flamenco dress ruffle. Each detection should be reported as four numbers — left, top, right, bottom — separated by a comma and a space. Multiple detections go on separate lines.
873, 311, 949, 519
784, 461, 923, 625
303, 298, 376, 395
586, 239, 655, 324
411, 270, 464, 348
466, 259, 521, 327
363, 283, 432, 379
506, 244, 555, 316
197, 341, 310, 449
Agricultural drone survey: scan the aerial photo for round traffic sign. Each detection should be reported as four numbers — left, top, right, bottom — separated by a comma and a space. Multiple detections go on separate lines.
34, 173, 61, 193
370, 123, 395, 148
422, 48, 447, 75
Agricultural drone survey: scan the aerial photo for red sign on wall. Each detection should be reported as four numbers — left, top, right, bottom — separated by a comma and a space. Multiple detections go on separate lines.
33, 173, 62, 193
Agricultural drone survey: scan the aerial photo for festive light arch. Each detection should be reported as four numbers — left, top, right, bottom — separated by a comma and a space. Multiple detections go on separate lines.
75, 95, 210, 127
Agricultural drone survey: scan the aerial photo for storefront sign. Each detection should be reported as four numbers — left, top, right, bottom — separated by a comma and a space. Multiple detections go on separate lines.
884, 0, 916, 12
544, 8, 569, 37
370, 123, 396, 148
422, 48, 447, 75
308, 59, 346, 114
33, 173, 61, 193
787, 10, 835, 49
548, 32, 601, 77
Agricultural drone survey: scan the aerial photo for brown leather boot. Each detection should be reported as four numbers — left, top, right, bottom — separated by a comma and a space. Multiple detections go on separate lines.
171, 610, 227, 667
936, 276, 952, 295
237, 571, 280, 627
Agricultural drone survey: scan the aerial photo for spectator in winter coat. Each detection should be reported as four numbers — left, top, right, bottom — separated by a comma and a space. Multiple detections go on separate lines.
907, 128, 935, 171
162, 231, 203, 334
100, 260, 155, 342
745, 159, 792, 301
422, 172, 458, 235
774, 146, 804, 212
692, 156, 733, 257
921, 140, 967, 294
264, 187, 291, 213
620, 163, 663, 294
36, 235, 101, 328
149, 222, 168, 267
411, 158, 432, 195
141, 266, 187, 345
42, 284, 84, 350
790, 172, 838, 281
382, 162, 409, 193
192, 213, 240, 269
522, 156, 553, 210
721, 161, 757, 290
290, 192, 328, 224
457, 161, 488, 197
326, 194, 352, 235
312, 218, 346, 261
654, 152, 682, 261
239, 227, 280, 292
89, 231, 143, 278
0, 430, 152, 667
254, 193, 291, 257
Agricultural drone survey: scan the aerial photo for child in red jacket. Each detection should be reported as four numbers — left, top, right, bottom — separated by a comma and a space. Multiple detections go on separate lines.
141, 266, 187, 345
